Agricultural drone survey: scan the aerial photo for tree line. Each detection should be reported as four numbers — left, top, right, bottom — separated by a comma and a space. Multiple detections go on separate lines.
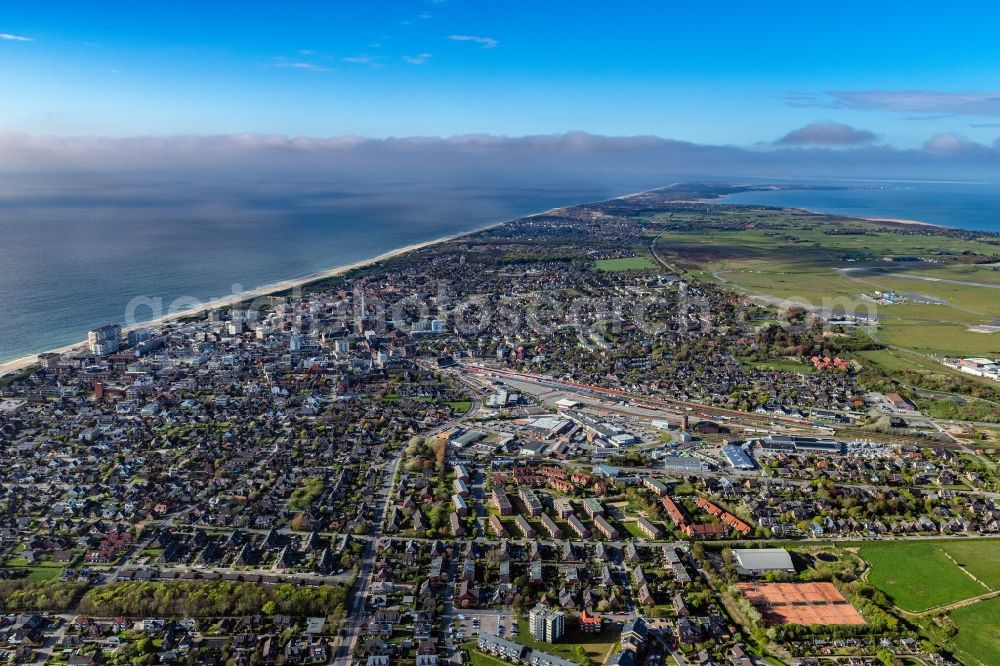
78, 581, 349, 617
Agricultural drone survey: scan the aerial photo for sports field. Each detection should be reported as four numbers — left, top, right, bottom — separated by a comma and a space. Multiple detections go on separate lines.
737, 582, 865, 626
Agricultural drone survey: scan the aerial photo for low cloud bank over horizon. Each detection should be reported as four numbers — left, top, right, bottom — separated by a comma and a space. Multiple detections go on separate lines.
1, 129, 1000, 183
775, 122, 877, 146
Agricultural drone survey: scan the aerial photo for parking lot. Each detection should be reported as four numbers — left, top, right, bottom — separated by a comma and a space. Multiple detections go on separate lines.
451, 613, 506, 642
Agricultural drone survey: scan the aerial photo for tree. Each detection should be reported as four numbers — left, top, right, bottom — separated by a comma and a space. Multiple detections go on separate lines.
136, 637, 154, 655
875, 648, 897, 666
261, 600, 277, 615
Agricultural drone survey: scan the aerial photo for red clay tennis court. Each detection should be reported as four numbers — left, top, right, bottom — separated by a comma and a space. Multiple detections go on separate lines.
737, 582, 866, 626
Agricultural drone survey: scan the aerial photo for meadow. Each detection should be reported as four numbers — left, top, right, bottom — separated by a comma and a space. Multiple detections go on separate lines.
950, 595, 1000, 666
650, 210, 1000, 358
935, 540, 1000, 588
859, 542, 987, 612
593, 256, 658, 271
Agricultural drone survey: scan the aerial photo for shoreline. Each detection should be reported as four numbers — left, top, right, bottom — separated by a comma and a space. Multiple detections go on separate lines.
712, 190, 945, 228
0, 216, 515, 376
0, 184, 973, 376
0, 187, 662, 376
858, 215, 942, 228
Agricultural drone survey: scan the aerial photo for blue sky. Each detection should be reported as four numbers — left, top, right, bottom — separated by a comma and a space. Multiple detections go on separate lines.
4, 0, 1000, 148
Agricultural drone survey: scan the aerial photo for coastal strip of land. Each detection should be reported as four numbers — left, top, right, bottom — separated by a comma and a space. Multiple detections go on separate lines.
0, 220, 513, 376
0, 186, 666, 376
0, 183, 980, 376
861, 216, 942, 228
710, 188, 945, 229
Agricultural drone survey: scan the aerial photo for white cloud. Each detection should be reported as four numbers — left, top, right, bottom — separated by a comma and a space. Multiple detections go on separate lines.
2, 130, 999, 182
402, 52, 431, 65
776, 122, 877, 146
0, 33, 33, 42
923, 132, 987, 154
448, 34, 498, 48
789, 90, 1000, 116
272, 58, 329, 72
343, 55, 373, 64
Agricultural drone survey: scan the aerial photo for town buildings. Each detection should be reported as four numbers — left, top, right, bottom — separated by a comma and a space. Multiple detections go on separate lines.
528, 604, 565, 643
87, 323, 121, 356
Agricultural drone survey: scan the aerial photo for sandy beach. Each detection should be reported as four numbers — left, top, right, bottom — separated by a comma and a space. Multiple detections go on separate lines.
0, 216, 517, 377
711, 189, 947, 229
2, 186, 656, 378
0, 190, 952, 378
860, 216, 942, 228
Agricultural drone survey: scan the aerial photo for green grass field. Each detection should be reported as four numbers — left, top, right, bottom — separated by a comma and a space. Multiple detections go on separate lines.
381, 394, 433, 402
650, 217, 1000, 357
857, 347, 1000, 397
743, 358, 815, 373
855, 349, 928, 372
620, 520, 649, 540
876, 321, 1000, 357
464, 647, 512, 666
903, 263, 1000, 287
860, 542, 987, 612
655, 212, 997, 260
936, 540, 1000, 589
711, 265, 999, 356
950, 595, 1000, 666
793, 540, 1000, 664
593, 256, 657, 272
0, 565, 66, 581
24, 567, 64, 581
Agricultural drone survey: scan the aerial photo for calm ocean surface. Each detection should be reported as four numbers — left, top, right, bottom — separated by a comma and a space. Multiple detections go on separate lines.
722, 181, 1000, 233
0, 175, 649, 363
1, 177, 998, 364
